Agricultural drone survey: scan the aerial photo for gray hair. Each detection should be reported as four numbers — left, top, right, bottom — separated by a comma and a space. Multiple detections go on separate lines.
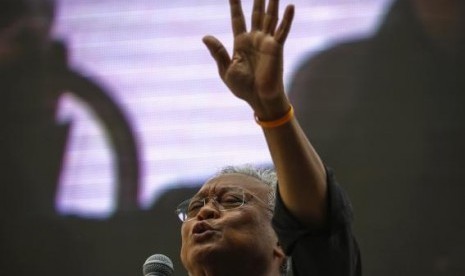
214, 164, 278, 209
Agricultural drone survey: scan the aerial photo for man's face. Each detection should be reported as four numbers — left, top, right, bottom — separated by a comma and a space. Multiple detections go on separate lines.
180, 173, 280, 272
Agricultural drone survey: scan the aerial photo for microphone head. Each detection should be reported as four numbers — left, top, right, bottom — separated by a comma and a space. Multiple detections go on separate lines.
143, 254, 174, 276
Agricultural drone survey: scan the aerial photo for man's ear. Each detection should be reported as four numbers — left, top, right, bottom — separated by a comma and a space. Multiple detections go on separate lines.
274, 242, 289, 275
273, 241, 286, 259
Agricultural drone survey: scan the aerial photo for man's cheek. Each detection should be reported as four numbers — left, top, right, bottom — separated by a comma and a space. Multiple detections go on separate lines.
180, 224, 190, 242
225, 217, 258, 234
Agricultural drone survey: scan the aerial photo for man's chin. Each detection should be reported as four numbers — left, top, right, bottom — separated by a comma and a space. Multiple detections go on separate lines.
187, 238, 226, 263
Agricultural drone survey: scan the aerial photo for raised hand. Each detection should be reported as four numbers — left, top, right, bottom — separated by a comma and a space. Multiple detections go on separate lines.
203, 0, 294, 120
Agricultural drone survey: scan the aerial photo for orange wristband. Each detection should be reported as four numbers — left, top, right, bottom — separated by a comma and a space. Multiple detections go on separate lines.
254, 105, 294, 128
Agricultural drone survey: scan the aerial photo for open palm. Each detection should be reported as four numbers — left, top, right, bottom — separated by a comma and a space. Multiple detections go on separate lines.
203, 0, 294, 114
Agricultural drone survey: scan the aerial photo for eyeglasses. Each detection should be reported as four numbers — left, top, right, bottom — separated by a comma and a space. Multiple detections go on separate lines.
175, 187, 273, 222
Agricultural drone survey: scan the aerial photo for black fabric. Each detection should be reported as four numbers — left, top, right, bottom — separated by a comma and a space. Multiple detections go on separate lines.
273, 168, 361, 276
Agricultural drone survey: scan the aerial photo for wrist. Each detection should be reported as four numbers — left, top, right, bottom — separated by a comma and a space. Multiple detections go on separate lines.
254, 104, 294, 128
252, 95, 291, 120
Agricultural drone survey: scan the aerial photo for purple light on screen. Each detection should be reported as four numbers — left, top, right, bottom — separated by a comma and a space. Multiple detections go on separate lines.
52, 0, 392, 217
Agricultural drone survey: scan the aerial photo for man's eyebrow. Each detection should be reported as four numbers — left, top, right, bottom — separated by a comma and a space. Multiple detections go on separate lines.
190, 190, 209, 200
190, 194, 204, 201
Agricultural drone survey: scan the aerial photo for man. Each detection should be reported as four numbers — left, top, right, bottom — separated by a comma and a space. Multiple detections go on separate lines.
177, 0, 361, 275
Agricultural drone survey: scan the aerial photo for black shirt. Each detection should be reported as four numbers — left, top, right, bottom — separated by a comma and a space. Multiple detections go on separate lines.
273, 168, 361, 276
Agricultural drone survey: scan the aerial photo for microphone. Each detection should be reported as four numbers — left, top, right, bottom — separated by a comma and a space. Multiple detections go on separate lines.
143, 254, 174, 276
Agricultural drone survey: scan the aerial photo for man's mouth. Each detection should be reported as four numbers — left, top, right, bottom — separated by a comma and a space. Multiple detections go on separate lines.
192, 221, 214, 234
192, 222, 218, 242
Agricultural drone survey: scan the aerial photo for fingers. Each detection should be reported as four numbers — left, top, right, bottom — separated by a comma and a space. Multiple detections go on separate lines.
275, 5, 294, 45
230, 0, 247, 37
263, 0, 279, 34
202, 35, 231, 78
230, 0, 293, 43
251, 0, 265, 31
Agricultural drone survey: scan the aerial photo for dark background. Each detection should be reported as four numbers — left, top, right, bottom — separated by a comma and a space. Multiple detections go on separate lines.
2, 0, 464, 275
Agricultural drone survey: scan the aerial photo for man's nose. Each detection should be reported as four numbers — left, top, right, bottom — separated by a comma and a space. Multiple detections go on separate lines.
196, 199, 220, 220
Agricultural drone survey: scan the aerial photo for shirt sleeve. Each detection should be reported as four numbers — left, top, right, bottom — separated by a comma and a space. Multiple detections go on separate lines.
272, 167, 362, 276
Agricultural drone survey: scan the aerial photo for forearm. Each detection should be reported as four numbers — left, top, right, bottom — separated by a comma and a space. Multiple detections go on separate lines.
262, 115, 327, 227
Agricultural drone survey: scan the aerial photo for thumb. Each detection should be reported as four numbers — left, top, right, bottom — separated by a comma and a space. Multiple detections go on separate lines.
202, 35, 231, 79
